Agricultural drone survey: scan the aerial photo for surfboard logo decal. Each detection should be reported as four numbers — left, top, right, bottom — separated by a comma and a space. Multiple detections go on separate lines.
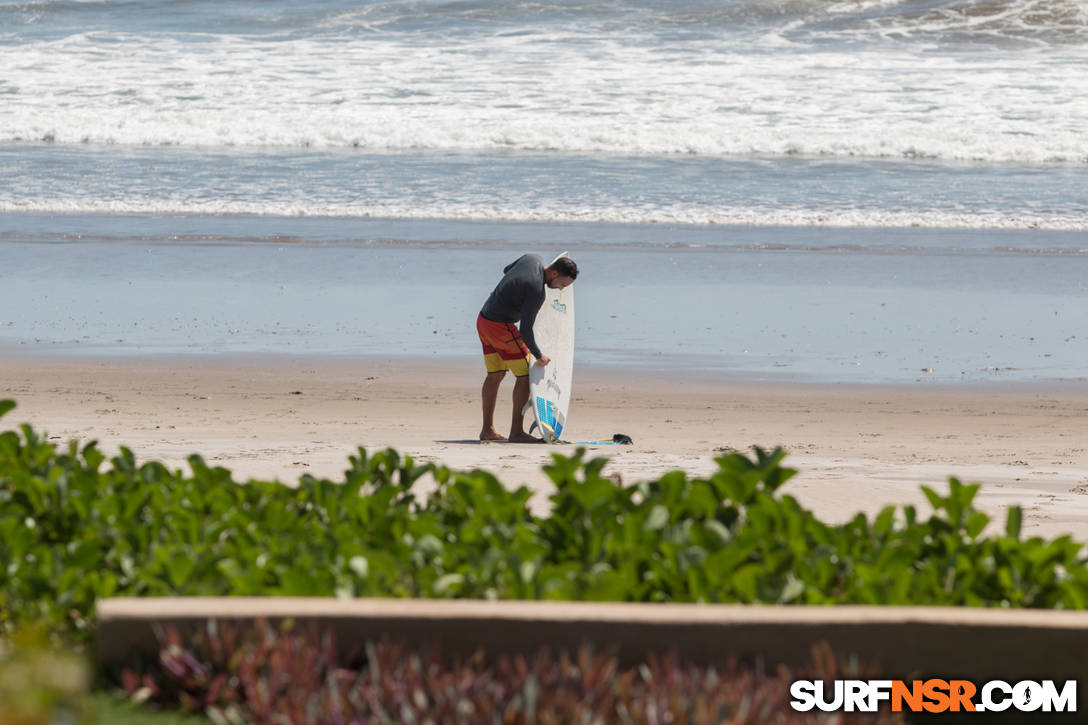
551, 300, 567, 314
535, 396, 563, 440
535, 396, 550, 426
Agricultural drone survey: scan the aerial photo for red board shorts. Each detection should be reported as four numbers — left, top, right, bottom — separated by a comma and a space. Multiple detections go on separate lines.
477, 314, 531, 377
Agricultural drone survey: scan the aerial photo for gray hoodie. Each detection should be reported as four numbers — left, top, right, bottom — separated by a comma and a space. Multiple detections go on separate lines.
479, 254, 546, 359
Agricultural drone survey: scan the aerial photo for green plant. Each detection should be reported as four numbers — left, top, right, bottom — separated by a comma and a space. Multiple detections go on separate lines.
0, 626, 91, 725
3, 397, 1087, 649
90, 695, 208, 725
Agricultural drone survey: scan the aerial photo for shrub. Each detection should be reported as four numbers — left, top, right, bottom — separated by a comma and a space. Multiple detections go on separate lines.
3, 397, 1088, 647
114, 619, 904, 725
0, 625, 204, 724
0, 626, 91, 724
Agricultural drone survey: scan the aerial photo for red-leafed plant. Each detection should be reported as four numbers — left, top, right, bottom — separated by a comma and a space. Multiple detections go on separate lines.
114, 618, 904, 725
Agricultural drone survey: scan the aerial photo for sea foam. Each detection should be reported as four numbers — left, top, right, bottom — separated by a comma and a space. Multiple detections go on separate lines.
1, 29, 1086, 164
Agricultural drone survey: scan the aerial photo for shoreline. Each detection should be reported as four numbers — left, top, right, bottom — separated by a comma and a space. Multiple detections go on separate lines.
2, 346, 1084, 389
4, 216, 1087, 385
3, 353, 1087, 541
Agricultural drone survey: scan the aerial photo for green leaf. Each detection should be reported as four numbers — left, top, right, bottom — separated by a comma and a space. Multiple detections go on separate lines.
349, 556, 369, 579
433, 573, 464, 596
701, 519, 733, 547
921, 486, 944, 512
165, 552, 197, 590
1006, 506, 1023, 540
280, 570, 320, 596
874, 506, 895, 536
966, 512, 990, 539
645, 505, 669, 532
779, 574, 805, 603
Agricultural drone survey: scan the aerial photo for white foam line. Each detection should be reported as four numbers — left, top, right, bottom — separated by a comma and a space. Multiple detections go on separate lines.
2, 32, 1087, 163
2, 198, 1086, 231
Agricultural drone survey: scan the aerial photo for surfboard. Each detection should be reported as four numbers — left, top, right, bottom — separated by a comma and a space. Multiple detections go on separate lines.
526, 252, 574, 443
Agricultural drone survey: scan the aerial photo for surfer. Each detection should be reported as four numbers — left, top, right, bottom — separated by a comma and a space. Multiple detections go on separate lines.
477, 254, 579, 442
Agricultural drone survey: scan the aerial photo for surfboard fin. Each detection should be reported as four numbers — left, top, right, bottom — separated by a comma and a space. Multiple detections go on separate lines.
538, 420, 558, 443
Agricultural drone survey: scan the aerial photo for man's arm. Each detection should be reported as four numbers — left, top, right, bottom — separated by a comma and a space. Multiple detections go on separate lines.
518, 297, 544, 360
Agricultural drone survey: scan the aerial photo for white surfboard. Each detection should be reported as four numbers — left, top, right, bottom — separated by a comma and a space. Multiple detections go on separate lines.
526, 252, 574, 443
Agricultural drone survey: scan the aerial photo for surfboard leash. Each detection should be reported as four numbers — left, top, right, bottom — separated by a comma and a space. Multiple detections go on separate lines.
558, 433, 634, 446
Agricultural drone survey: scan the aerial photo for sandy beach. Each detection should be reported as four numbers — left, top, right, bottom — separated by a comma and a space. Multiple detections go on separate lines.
2, 353, 1086, 541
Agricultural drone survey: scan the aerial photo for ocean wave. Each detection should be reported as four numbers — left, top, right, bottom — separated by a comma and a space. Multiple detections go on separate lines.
301, 0, 1088, 46
5, 0, 1086, 46
846, 0, 1088, 46
312, 0, 1088, 48
2, 22, 1085, 163
3, 197, 1086, 231
2, 116, 1085, 164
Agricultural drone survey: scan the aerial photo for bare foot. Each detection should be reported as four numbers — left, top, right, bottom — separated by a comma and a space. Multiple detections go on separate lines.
508, 432, 544, 444
480, 428, 507, 441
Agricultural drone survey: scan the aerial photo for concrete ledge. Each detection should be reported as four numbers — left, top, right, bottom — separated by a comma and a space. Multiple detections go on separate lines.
97, 598, 1088, 686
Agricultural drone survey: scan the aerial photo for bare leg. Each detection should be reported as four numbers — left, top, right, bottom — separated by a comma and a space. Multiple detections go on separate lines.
509, 374, 542, 443
480, 370, 507, 440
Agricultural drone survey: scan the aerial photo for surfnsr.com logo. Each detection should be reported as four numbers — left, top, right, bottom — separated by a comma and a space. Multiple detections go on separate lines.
790, 679, 1077, 714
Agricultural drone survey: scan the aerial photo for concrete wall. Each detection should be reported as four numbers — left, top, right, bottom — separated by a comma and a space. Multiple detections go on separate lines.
97, 598, 1088, 722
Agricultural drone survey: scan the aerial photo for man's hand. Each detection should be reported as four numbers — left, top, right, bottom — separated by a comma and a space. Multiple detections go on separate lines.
535, 355, 551, 367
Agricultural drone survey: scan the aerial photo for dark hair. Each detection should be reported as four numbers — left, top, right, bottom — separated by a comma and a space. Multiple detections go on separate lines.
551, 256, 579, 280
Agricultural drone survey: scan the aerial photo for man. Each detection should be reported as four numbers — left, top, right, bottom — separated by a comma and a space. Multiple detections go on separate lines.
477, 254, 578, 442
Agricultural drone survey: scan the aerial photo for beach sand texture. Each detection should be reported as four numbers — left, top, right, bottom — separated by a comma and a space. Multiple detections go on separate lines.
4, 354, 1087, 540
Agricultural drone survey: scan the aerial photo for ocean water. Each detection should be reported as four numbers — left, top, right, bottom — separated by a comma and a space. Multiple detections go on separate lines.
1, 0, 1086, 382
